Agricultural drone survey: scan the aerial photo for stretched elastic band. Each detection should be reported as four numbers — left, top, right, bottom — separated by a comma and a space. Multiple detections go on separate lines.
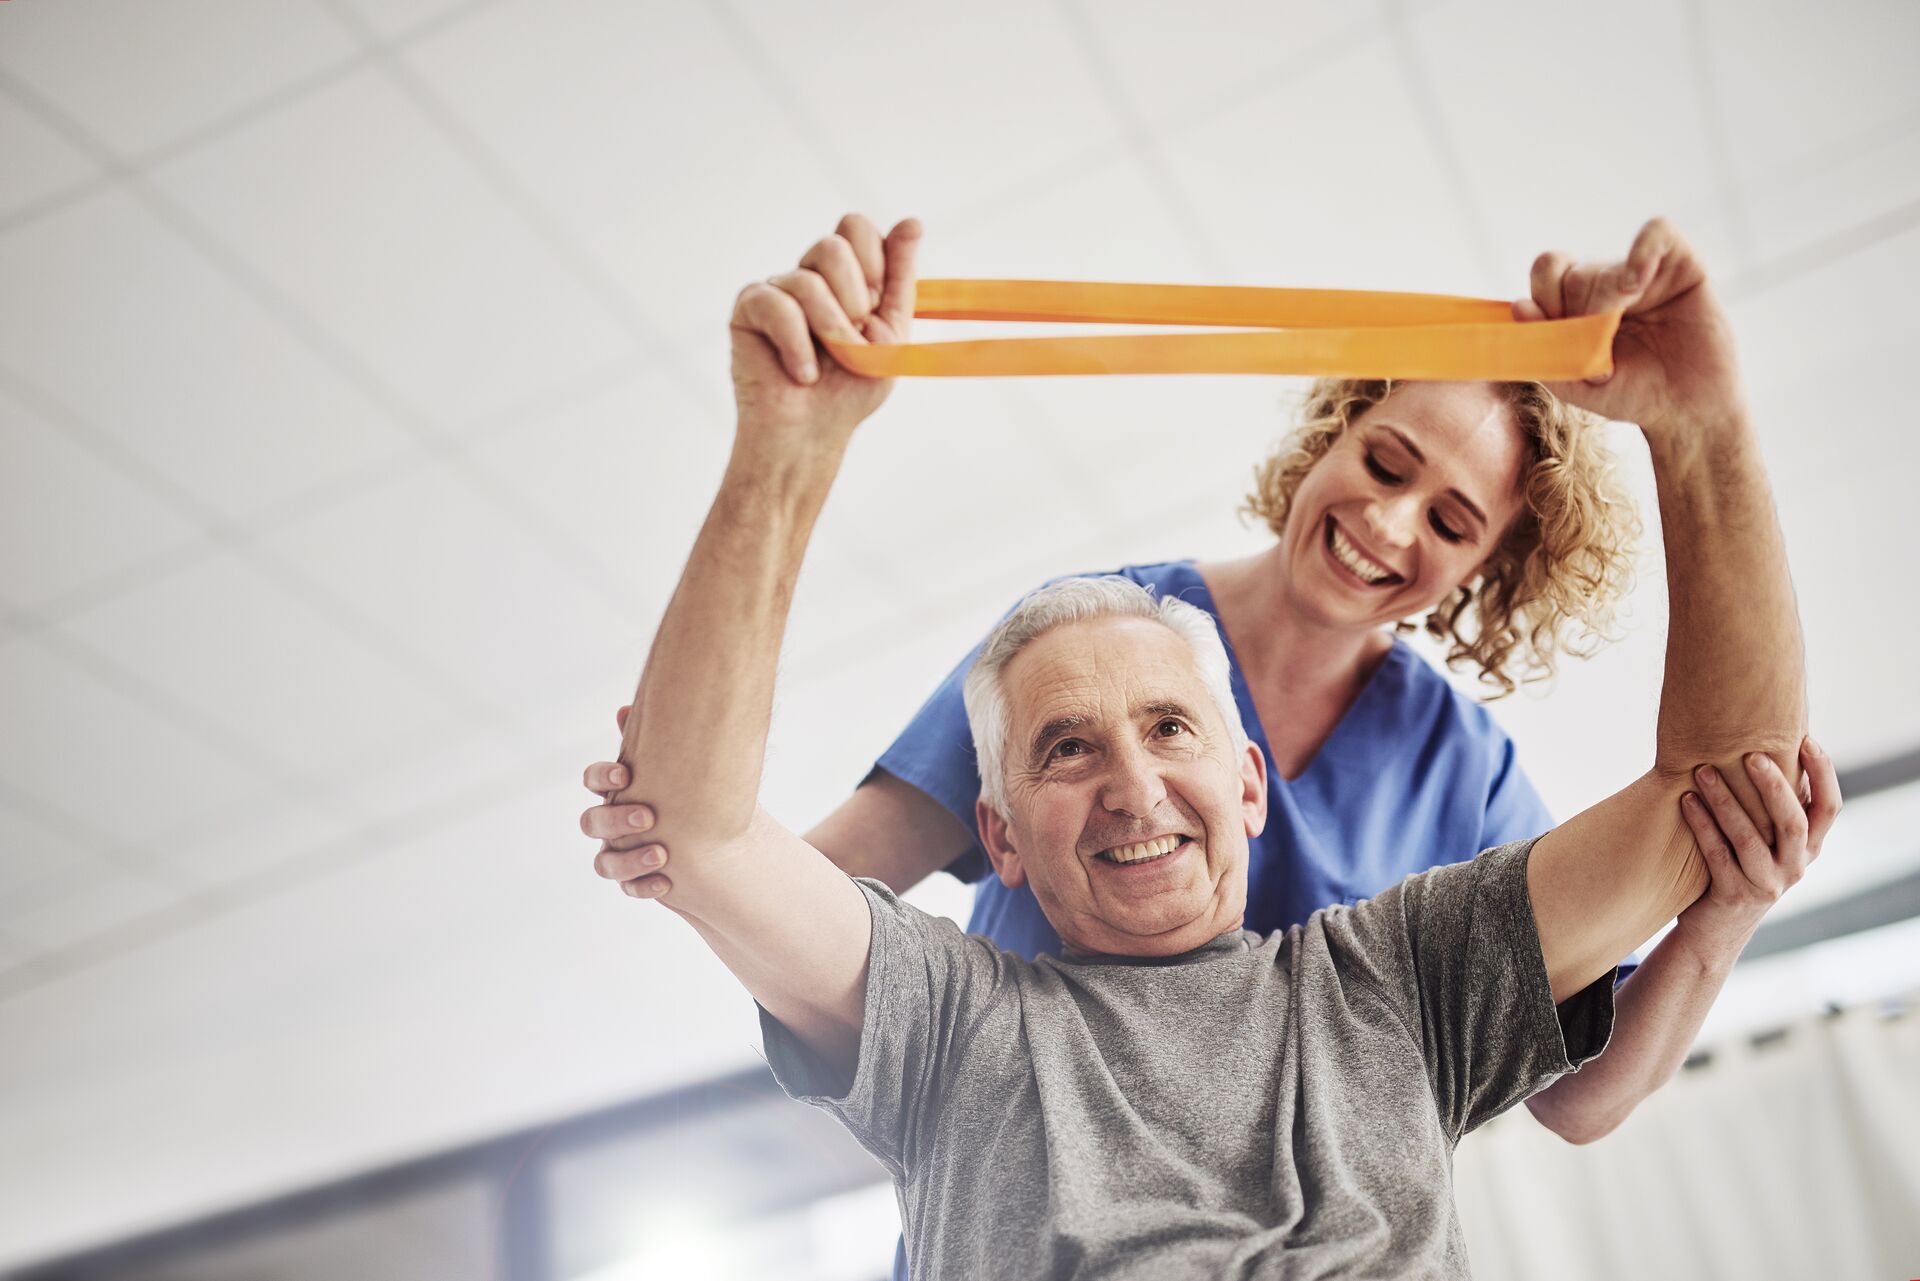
822, 280, 1618, 381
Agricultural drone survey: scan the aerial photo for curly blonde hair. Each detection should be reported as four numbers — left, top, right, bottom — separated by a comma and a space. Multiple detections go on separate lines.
1243, 378, 1641, 698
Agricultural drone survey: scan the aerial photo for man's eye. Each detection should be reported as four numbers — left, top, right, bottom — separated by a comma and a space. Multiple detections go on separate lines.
1156, 719, 1185, 738
1428, 511, 1466, 544
1364, 452, 1403, 485
1050, 740, 1084, 760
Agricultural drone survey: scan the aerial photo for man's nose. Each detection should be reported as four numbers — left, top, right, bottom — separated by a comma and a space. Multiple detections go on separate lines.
1099, 740, 1168, 818
1364, 493, 1421, 549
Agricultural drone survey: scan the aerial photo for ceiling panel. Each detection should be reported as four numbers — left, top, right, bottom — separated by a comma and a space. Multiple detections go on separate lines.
0, 635, 279, 835
0, 91, 96, 218
1157, 30, 1491, 296
0, 0, 358, 158
0, 188, 414, 524
400, 0, 850, 352
57, 551, 451, 784
257, 462, 642, 734
149, 66, 636, 428
1402, 0, 1744, 283
3, 873, 184, 954
0, 390, 205, 610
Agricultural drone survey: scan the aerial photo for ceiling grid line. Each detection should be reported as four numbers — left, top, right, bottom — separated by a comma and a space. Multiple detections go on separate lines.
1053, 0, 1237, 282
1683, 0, 1756, 272
1382, 0, 1504, 293
316, 0, 726, 424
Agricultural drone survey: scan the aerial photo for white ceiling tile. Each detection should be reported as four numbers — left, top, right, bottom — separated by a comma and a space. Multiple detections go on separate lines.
1157, 32, 1488, 295
0, 188, 414, 523
0, 804, 95, 912
0, 0, 358, 157
149, 66, 636, 426
1076, 0, 1384, 130
335, 0, 485, 44
1401, 0, 1743, 286
725, 0, 1119, 223
1703, 0, 1920, 188
319, 719, 531, 830
0, 91, 96, 218
0, 635, 278, 832
57, 551, 450, 782
149, 793, 363, 888
2, 872, 184, 953
257, 462, 643, 729
401, 0, 851, 351
0, 388, 205, 610
466, 366, 727, 602
1741, 125, 1920, 265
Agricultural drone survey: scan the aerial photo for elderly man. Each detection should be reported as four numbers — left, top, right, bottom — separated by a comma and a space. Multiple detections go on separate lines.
591, 216, 1835, 1279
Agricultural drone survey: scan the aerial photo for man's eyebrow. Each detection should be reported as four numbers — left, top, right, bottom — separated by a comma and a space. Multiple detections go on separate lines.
1028, 713, 1090, 764
1378, 424, 1489, 529
1140, 699, 1198, 722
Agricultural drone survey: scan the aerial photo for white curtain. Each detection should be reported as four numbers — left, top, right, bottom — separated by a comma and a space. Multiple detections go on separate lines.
1455, 996, 1920, 1281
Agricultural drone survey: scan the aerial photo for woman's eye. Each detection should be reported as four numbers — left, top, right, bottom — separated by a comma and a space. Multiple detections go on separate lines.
1428, 511, 1466, 544
1363, 452, 1403, 485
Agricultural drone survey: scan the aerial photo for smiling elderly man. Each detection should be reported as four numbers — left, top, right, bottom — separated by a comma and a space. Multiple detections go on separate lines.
590, 217, 1831, 1280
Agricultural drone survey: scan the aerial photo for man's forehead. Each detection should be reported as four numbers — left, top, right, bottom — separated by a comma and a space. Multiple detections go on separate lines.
1004, 618, 1206, 724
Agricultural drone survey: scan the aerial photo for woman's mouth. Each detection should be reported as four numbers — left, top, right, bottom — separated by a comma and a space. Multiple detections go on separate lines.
1324, 517, 1404, 588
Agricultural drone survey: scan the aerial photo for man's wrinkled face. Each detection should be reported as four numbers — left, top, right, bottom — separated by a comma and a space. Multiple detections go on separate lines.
976, 617, 1268, 958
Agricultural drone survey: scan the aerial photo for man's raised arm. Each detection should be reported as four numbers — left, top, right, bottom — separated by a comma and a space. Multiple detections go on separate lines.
1522, 219, 1807, 1001
595, 215, 925, 1079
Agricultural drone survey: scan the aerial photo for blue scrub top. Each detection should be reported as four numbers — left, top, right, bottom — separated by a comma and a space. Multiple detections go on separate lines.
874, 560, 1559, 959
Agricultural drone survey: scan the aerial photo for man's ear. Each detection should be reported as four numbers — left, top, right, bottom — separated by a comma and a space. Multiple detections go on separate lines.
1239, 739, 1269, 840
976, 798, 1028, 888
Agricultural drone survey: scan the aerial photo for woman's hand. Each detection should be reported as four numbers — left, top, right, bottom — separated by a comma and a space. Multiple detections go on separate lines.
582, 704, 671, 899
1514, 217, 1747, 438
729, 213, 922, 451
1672, 736, 1842, 962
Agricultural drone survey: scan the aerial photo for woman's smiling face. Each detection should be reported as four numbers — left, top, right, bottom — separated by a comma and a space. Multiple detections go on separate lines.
1281, 381, 1531, 631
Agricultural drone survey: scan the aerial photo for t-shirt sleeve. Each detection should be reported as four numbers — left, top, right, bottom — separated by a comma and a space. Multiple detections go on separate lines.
871, 640, 994, 883
758, 878, 1015, 1178
1336, 837, 1616, 1142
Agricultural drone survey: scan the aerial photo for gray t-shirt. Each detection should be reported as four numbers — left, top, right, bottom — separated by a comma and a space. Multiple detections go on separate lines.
761, 836, 1614, 1280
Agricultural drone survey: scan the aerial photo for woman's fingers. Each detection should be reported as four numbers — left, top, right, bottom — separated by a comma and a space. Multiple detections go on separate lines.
614, 703, 631, 733
597, 843, 668, 881
1800, 737, 1843, 856
1743, 752, 1809, 867
621, 873, 673, 899
1681, 791, 1739, 885
1694, 763, 1781, 894
582, 760, 629, 793
581, 801, 655, 840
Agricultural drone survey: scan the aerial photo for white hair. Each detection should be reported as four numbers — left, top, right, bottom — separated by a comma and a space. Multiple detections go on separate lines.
961, 577, 1250, 818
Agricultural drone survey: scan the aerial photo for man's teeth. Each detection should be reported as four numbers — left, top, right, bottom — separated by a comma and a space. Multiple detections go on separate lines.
1103, 835, 1183, 864
1330, 524, 1395, 584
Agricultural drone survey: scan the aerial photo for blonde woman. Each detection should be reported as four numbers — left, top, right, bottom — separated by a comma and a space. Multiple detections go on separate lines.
582, 215, 1832, 1164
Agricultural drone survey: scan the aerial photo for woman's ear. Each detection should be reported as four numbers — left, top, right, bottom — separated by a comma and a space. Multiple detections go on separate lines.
977, 799, 1028, 888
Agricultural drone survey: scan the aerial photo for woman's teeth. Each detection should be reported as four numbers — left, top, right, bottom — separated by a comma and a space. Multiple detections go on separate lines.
1101, 835, 1184, 864
1329, 523, 1397, 585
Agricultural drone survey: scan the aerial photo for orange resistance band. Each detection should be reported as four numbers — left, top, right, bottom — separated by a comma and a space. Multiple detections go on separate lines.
822, 280, 1619, 381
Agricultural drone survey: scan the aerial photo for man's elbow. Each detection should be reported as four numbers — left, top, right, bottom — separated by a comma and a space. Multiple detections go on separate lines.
1526, 1092, 1623, 1146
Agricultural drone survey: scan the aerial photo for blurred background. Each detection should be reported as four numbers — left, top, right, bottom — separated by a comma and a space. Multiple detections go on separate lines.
2, 1, 1917, 1278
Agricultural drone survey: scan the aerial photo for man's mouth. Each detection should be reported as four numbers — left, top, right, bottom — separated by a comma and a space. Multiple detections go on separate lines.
1324, 517, 1404, 587
1095, 835, 1194, 866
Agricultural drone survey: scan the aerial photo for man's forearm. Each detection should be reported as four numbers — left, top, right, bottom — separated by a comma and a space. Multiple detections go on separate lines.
608, 436, 845, 866
1648, 413, 1806, 778
1525, 928, 1738, 1142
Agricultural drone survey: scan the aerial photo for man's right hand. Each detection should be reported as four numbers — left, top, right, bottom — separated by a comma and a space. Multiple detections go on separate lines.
585, 705, 671, 899
729, 213, 923, 450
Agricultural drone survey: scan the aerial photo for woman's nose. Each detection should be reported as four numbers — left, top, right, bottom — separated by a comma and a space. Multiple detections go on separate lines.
1365, 494, 1421, 548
